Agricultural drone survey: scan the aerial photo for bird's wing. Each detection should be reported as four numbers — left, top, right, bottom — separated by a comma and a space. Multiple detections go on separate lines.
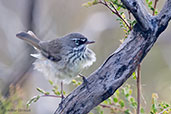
39, 39, 62, 62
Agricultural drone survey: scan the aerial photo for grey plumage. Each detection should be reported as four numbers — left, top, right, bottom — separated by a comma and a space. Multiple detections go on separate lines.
16, 31, 96, 83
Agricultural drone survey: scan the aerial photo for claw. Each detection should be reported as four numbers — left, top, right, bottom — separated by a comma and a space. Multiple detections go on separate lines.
79, 74, 90, 90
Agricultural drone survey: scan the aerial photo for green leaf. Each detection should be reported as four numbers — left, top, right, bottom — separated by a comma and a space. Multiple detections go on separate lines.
82, 0, 98, 8
45, 92, 50, 95
52, 89, 60, 95
111, 0, 126, 9
113, 97, 118, 103
155, 10, 158, 15
117, 6, 121, 11
103, 100, 108, 104
131, 20, 137, 26
130, 97, 135, 103
151, 104, 157, 113
36, 88, 45, 94
34, 95, 40, 102
132, 72, 136, 80
26, 95, 40, 108
96, 106, 104, 114
131, 102, 137, 108
119, 100, 125, 108
149, 1, 152, 5
26, 97, 35, 108
165, 103, 169, 107
116, 18, 121, 21
72, 79, 77, 84
125, 93, 129, 98
150, 7, 154, 11
63, 91, 66, 95
72, 79, 82, 86
124, 109, 131, 114
100, 111, 104, 114
48, 80, 53, 85
129, 89, 132, 95
120, 12, 124, 15
141, 108, 145, 114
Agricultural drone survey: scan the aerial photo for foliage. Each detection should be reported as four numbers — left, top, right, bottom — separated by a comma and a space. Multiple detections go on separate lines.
27, 80, 64, 108
95, 84, 141, 114
0, 85, 26, 114
72, 79, 82, 86
27, 79, 83, 107
82, 0, 98, 7
95, 87, 171, 114
145, 0, 158, 15
150, 93, 171, 114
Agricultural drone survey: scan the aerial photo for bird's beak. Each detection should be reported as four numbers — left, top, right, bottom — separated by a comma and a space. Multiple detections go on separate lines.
85, 40, 95, 45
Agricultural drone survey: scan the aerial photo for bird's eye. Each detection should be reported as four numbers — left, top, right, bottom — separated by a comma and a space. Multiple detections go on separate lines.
74, 38, 87, 46
74, 40, 80, 46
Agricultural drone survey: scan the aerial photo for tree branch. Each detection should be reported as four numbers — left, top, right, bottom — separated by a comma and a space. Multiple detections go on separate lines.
156, 0, 171, 36
54, 0, 171, 113
121, 0, 152, 30
137, 64, 141, 114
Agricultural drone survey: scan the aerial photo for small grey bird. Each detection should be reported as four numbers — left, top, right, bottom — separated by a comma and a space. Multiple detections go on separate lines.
16, 31, 96, 85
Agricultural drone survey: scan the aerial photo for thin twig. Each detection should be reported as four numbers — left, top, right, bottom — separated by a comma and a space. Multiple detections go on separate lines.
109, 2, 132, 30
41, 94, 62, 98
153, 0, 159, 15
98, 0, 131, 30
98, 1, 116, 14
99, 104, 126, 112
137, 64, 141, 114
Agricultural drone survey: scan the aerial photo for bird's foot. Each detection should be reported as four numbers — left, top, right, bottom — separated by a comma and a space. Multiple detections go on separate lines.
79, 74, 90, 90
61, 94, 65, 100
60, 95, 65, 104
60, 81, 65, 102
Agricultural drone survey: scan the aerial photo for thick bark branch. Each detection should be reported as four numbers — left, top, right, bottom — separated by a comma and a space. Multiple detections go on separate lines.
156, 0, 171, 36
55, 0, 171, 114
121, 0, 152, 30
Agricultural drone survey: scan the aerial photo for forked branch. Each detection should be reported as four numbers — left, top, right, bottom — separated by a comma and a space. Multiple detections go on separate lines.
55, 0, 171, 113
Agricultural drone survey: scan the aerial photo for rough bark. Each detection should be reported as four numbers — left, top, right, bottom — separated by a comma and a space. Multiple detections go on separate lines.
55, 0, 171, 113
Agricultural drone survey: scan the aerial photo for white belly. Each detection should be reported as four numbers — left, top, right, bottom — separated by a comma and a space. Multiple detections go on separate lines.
31, 49, 96, 84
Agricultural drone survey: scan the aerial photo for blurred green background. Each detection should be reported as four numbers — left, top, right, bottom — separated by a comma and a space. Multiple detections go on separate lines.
0, 0, 170, 113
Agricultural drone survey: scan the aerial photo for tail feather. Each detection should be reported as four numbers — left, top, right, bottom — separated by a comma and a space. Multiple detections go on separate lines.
16, 31, 41, 49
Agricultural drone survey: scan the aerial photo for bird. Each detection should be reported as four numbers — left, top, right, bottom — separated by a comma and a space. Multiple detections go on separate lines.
16, 31, 96, 98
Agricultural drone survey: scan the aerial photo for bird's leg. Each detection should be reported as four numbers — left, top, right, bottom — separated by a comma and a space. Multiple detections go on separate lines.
79, 74, 90, 90
60, 81, 64, 100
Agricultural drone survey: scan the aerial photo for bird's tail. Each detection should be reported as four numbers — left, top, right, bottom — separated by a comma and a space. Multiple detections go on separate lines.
16, 31, 41, 49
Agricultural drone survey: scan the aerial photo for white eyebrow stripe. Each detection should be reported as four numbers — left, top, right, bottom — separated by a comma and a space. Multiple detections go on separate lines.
71, 38, 87, 40
81, 38, 86, 41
